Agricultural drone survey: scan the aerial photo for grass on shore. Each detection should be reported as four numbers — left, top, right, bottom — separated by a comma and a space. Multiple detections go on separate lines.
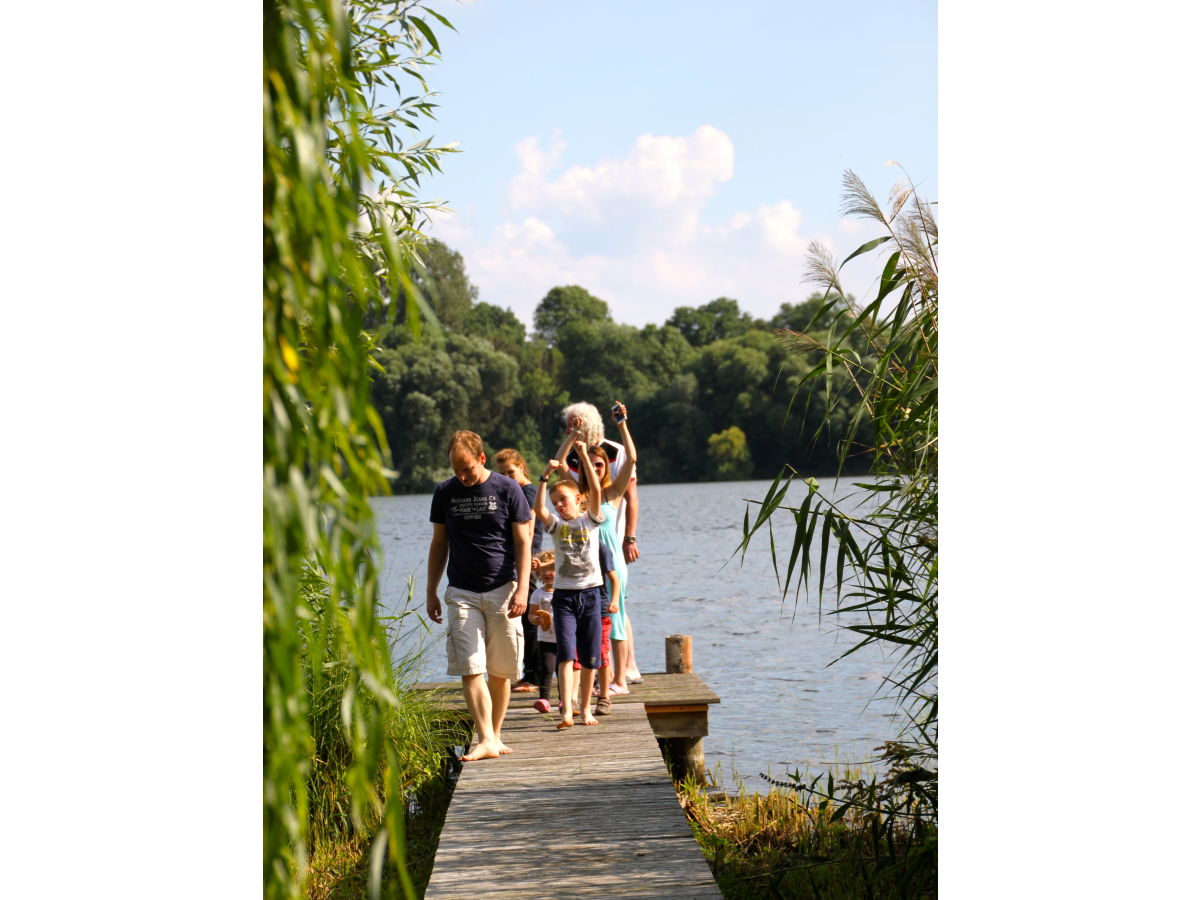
679, 776, 935, 900
305, 709, 472, 900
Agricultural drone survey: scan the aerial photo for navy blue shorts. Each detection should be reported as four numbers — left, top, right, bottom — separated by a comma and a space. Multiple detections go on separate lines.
552, 586, 603, 669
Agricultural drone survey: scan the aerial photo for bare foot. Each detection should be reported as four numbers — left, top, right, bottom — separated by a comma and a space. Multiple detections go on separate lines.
497, 741, 513, 755
461, 740, 504, 761
581, 711, 598, 725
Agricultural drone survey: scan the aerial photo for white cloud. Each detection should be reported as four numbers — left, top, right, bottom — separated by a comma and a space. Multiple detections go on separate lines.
428, 128, 878, 327
508, 125, 733, 244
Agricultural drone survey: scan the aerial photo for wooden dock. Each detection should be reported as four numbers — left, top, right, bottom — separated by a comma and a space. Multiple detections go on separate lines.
415, 669, 720, 780
423, 698, 723, 899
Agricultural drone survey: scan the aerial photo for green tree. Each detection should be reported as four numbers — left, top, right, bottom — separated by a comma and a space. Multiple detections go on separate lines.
769, 292, 839, 333
410, 238, 476, 331
666, 296, 754, 347
533, 285, 610, 344
464, 301, 526, 356
707, 425, 753, 480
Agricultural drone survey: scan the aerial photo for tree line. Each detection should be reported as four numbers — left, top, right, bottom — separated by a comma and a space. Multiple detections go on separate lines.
371, 240, 872, 493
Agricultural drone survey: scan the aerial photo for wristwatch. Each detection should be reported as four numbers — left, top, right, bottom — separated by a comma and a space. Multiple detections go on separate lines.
624, 536, 637, 544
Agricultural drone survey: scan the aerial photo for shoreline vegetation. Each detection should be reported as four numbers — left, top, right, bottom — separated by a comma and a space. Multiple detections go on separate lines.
680, 772, 935, 899
267, 0, 934, 895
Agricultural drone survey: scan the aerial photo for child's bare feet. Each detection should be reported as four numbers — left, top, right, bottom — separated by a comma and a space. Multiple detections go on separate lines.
581, 710, 598, 725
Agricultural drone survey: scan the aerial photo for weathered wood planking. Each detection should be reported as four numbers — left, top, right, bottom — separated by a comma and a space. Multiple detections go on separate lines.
414, 671, 720, 711
423, 701, 722, 900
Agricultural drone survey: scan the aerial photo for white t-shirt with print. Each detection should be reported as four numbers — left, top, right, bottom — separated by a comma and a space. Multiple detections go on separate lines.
547, 508, 606, 589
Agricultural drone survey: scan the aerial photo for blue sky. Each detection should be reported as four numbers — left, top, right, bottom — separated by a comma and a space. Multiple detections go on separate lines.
420, 0, 936, 328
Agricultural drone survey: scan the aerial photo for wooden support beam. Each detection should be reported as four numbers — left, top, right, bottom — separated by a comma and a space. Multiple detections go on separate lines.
660, 635, 704, 782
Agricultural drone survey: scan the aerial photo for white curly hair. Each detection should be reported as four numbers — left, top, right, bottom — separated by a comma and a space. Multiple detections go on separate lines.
561, 401, 605, 445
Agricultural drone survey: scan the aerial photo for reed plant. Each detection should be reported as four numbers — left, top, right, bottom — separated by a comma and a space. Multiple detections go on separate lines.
738, 168, 938, 889
264, 1, 455, 896
300, 568, 471, 899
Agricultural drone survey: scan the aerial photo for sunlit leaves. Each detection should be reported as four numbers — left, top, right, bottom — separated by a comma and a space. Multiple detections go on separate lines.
264, 2, 452, 897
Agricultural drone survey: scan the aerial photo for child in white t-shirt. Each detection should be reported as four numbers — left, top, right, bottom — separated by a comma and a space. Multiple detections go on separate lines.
533, 440, 606, 728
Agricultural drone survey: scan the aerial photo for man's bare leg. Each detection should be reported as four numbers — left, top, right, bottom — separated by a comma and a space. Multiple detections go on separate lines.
598, 660, 611, 699
460, 674, 505, 760
486, 674, 513, 754
579, 667, 598, 725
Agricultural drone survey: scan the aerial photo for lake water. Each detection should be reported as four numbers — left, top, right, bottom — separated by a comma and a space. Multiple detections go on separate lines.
372, 478, 904, 790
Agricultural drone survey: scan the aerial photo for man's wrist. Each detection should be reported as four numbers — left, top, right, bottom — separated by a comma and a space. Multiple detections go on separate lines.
623, 536, 637, 544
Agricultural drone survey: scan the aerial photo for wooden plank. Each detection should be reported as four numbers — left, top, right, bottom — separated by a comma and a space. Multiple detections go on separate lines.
424, 701, 720, 899
415, 671, 721, 709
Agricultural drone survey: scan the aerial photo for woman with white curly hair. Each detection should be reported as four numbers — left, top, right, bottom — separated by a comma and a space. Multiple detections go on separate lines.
559, 401, 645, 684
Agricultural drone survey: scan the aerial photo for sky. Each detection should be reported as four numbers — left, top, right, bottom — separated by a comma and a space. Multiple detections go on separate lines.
419, 0, 937, 329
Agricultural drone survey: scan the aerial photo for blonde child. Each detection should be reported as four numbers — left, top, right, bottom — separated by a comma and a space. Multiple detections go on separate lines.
533, 439, 606, 728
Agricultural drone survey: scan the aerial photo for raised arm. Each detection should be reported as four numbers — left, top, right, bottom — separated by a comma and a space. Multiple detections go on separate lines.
534, 458, 569, 529
552, 426, 582, 470
577, 439, 604, 520
605, 402, 638, 500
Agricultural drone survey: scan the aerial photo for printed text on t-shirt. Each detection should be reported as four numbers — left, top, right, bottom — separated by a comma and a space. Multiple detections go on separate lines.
449, 494, 499, 521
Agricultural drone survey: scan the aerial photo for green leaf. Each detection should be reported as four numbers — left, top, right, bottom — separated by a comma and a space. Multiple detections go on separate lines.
838, 235, 892, 270
410, 16, 440, 53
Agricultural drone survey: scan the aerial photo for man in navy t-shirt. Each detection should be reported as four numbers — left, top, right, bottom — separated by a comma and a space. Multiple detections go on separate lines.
426, 430, 532, 760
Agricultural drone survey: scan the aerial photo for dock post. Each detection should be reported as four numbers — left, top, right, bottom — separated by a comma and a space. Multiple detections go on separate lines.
662, 634, 705, 783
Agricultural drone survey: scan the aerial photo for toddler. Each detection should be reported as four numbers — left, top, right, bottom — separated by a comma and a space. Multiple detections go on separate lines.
528, 550, 557, 714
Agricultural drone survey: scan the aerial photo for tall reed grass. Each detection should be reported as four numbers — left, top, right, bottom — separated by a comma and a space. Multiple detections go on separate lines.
301, 567, 471, 899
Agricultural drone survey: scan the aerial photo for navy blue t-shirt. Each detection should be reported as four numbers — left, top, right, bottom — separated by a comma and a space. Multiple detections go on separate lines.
521, 482, 544, 552
430, 471, 532, 592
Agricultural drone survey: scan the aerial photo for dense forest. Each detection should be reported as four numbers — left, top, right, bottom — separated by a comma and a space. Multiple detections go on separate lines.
371, 240, 871, 493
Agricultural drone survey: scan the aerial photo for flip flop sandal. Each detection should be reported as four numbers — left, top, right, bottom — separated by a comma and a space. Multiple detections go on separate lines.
556, 721, 574, 730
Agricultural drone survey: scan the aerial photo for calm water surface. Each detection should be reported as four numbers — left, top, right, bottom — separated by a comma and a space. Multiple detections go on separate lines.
372, 478, 902, 789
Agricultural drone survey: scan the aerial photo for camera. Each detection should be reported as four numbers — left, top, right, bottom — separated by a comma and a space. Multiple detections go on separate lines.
611, 402, 626, 423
